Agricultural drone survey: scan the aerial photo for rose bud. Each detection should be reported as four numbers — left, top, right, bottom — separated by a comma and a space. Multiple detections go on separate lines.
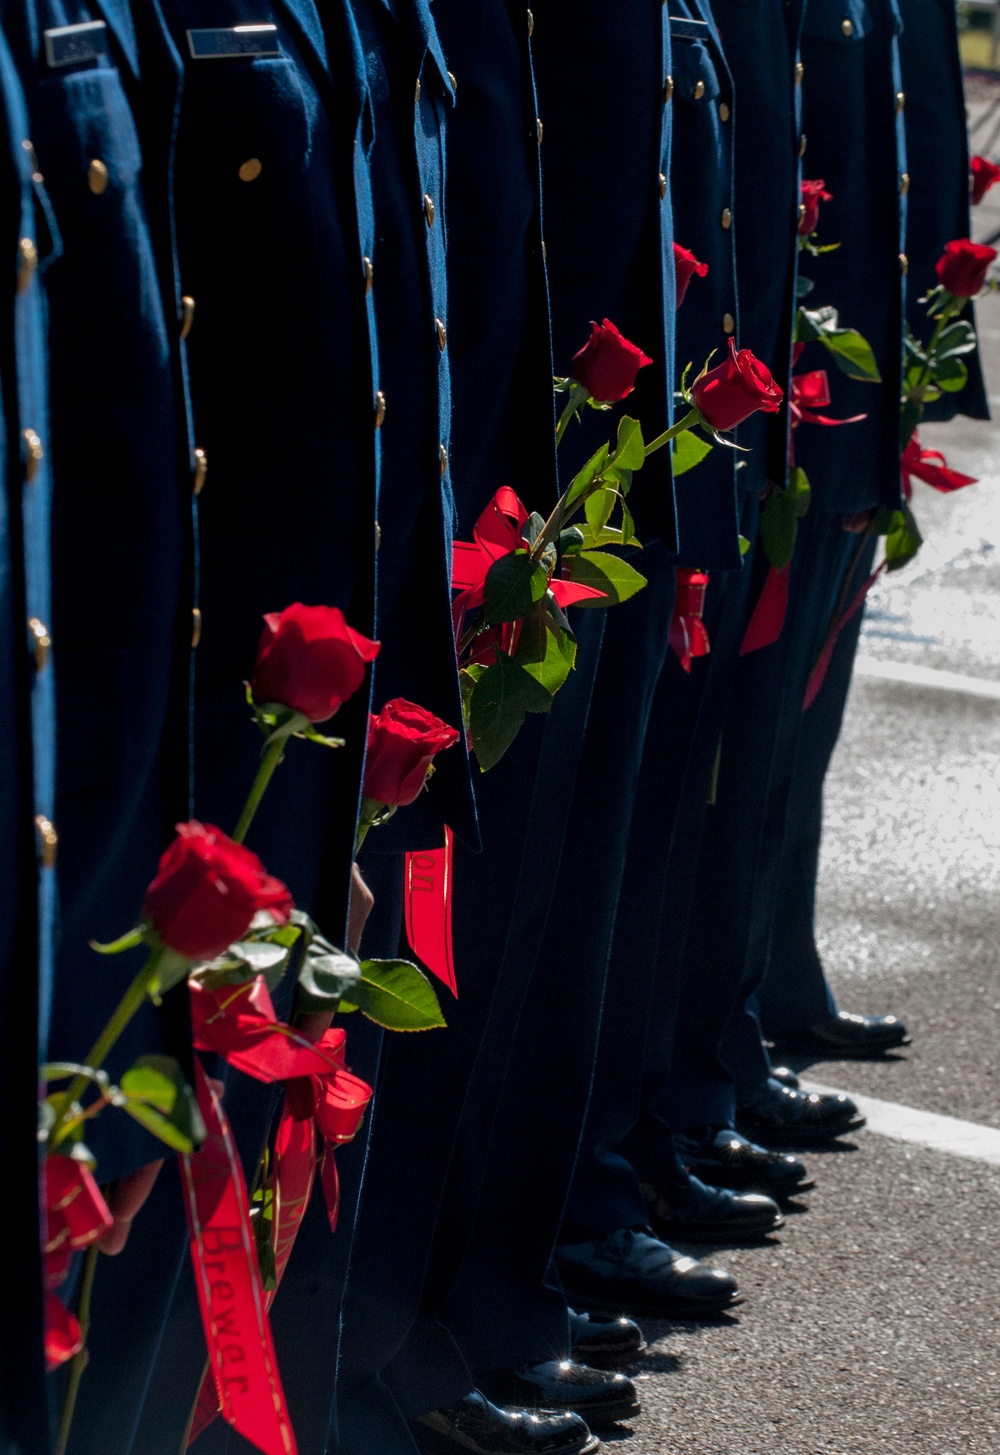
569, 319, 653, 404
798, 178, 832, 236
935, 238, 998, 298
674, 243, 709, 307
251, 603, 380, 723
363, 698, 460, 808
691, 338, 783, 432
143, 821, 293, 961
970, 155, 1000, 206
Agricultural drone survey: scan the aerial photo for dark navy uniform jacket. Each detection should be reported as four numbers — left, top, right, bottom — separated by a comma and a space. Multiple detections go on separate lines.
3, 0, 188, 1182
0, 16, 55, 1449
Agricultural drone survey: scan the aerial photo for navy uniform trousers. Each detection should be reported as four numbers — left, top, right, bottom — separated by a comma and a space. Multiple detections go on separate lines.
0, 13, 56, 1450
755, 0, 989, 1042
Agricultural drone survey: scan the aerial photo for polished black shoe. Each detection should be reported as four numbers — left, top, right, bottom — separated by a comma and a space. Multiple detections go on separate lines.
479, 1362, 639, 1427
768, 1065, 800, 1090
675, 1125, 814, 1200
415, 1391, 599, 1455
641, 1171, 783, 1242
736, 1076, 865, 1147
772, 1010, 911, 1057
556, 1225, 741, 1318
568, 1308, 646, 1369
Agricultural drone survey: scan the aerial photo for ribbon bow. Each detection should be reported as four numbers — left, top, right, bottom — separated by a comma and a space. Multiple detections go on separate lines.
901, 434, 977, 498
669, 569, 711, 672
42, 1155, 114, 1370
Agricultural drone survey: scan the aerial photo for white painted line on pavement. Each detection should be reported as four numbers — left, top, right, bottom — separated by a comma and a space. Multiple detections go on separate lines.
853, 655, 1000, 701
801, 1080, 1000, 1167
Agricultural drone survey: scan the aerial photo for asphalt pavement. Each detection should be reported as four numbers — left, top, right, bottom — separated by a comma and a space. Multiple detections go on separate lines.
617, 88, 1000, 1455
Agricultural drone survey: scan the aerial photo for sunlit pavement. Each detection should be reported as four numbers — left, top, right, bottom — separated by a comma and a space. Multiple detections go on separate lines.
618, 89, 1000, 1455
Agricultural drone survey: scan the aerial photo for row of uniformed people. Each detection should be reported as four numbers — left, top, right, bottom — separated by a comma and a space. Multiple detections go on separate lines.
2, 0, 983, 1452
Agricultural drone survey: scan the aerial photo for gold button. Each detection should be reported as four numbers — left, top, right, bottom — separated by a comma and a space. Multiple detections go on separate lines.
841, 17, 853, 35
439, 443, 448, 478
239, 157, 262, 182
179, 295, 196, 340
722, 312, 735, 335
795, 61, 804, 84
900, 171, 910, 196
35, 815, 58, 869
799, 133, 807, 157
191, 607, 202, 649
415, 78, 421, 105
22, 428, 43, 483
435, 317, 447, 351
527, 7, 534, 34
423, 193, 436, 226
900, 253, 909, 275
193, 447, 208, 495
363, 256, 374, 293
693, 79, 705, 100
721, 207, 732, 229
22, 139, 42, 183
896, 91, 905, 113
88, 158, 109, 194
718, 101, 730, 122
536, 117, 543, 144
664, 75, 674, 103
659, 172, 667, 199
447, 70, 457, 93
374, 390, 387, 429
798, 202, 807, 224
17, 236, 37, 292
28, 617, 50, 671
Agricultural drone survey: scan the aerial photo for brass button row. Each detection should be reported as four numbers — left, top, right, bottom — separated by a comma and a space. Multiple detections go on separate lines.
35, 814, 58, 868
17, 235, 37, 292
23, 427, 43, 483
22, 138, 42, 184
28, 616, 50, 671
193, 447, 208, 495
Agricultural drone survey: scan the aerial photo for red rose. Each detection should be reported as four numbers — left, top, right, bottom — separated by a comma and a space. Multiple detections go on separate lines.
674, 243, 709, 307
798, 178, 832, 236
143, 821, 293, 960
569, 319, 653, 404
363, 698, 460, 808
970, 155, 1000, 206
935, 238, 997, 298
251, 603, 380, 723
691, 338, 783, 431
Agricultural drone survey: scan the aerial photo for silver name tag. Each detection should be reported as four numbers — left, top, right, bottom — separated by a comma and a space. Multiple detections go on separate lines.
43, 19, 109, 69
187, 25, 280, 60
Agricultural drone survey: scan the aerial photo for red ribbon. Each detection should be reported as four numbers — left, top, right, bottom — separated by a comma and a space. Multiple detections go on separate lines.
901, 433, 977, 499
803, 561, 886, 711
404, 825, 457, 995
186, 979, 372, 1447
740, 563, 791, 656
788, 368, 867, 467
42, 1155, 114, 1370
180, 1062, 298, 1455
669, 569, 711, 672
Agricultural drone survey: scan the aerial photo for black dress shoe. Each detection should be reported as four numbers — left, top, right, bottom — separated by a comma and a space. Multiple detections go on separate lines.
568, 1308, 646, 1369
415, 1391, 599, 1455
555, 1226, 741, 1318
736, 1076, 865, 1147
772, 1010, 911, 1057
641, 1172, 783, 1242
479, 1362, 639, 1427
768, 1065, 800, 1090
675, 1125, 814, 1199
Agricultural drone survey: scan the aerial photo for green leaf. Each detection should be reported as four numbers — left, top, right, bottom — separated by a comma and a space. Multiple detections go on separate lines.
936, 320, 977, 359
562, 550, 647, 607
88, 926, 145, 956
900, 398, 922, 449
295, 933, 362, 1014
514, 602, 577, 695
564, 444, 610, 512
611, 416, 645, 471
469, 652, 554, 770
341, 959, 447, 1031
195, 937, 292, 992
885, 504, 923, 572
760, 489, 799, 569
821, 327, 881, 382
250, 1184, 277, 1292
559, 525, 585, 554
120, 1055, 206, 1153
789, 465, 812, 518
672, 429, 713, 478
738, 534, 751, 556
933, 354, 968, 393
584, 486, 617, 534
482, 550, 548, 625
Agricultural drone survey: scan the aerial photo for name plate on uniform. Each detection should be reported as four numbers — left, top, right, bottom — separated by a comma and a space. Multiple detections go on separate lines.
187, 25, 280, 60
43, 20, 109, 69
668, 16, 710, 40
